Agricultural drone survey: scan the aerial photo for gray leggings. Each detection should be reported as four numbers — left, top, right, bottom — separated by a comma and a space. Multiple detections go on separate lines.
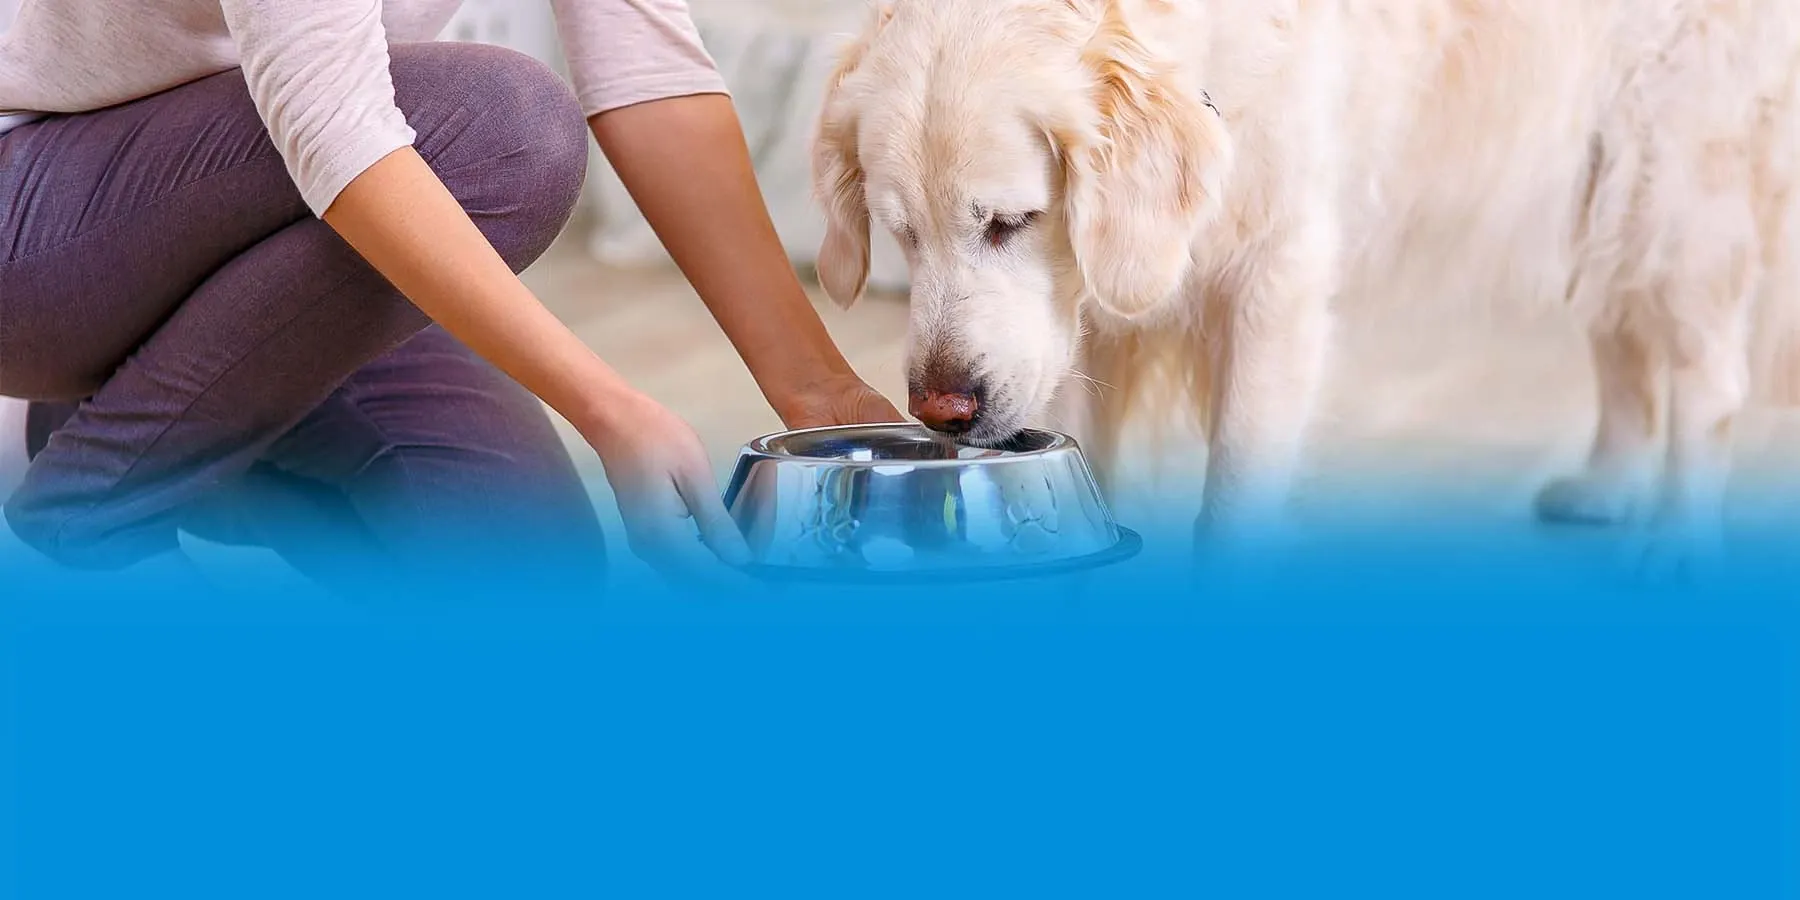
0, 42, 609, 600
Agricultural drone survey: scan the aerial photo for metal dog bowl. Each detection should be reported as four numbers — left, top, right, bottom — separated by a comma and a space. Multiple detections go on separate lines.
722, 423, 1141, 582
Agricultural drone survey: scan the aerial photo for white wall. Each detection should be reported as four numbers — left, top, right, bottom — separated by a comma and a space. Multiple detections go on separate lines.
441, 1, 562, 67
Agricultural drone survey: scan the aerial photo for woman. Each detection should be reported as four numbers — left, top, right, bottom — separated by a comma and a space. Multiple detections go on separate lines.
0, 1, 900, 598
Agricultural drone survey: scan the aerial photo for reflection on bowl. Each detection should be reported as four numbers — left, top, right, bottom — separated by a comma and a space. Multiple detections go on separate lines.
723, 423, 1141, 582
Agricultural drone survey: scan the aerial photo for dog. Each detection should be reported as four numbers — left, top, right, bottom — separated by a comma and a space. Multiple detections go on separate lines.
808, 0, 1800, 571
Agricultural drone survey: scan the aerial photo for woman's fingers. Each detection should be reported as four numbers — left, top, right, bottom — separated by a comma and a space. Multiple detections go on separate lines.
632, 516, 742, 590
854, 388, 904, 424
585, 402, 753, 591
622, 510, 735, 587
676, 463, 751, 567
615, 466, 751, 592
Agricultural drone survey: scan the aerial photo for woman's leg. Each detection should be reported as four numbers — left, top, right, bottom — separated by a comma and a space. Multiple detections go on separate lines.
184, 327, 609, 600
30, 326, 608, 602
1, 42, 604, 591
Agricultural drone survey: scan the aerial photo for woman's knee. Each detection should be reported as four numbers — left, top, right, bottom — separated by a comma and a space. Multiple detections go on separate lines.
388, 43, 590, 269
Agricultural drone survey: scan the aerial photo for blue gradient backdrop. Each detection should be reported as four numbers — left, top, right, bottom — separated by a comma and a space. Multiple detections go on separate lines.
3, 511, 1795, 898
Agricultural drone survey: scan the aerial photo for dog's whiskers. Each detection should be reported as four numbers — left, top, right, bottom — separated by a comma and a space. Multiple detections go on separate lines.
1067, 368, 1113, 397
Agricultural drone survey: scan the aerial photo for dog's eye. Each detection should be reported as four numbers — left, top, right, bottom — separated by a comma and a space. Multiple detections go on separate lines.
984, 211, 1040, 248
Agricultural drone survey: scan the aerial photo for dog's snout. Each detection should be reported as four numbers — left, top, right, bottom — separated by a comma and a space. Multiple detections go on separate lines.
910, 338, 995, 435
910, 389, 980, 433
909, 355, 984, 434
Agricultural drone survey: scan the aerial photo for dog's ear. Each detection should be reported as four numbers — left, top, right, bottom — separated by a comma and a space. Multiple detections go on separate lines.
811, 9, 889, 310
1060, 1, 1232, 320
813, 108, 868, 310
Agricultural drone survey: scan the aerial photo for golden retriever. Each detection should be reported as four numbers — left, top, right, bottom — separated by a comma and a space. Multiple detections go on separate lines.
809, 0, 1800, 573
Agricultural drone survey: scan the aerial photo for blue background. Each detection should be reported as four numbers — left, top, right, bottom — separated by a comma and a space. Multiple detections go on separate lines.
3, 534, 1795, 899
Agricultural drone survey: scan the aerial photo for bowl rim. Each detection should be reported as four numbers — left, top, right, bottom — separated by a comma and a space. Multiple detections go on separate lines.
737, 526, 1143, 584
741, 422, 1080, 468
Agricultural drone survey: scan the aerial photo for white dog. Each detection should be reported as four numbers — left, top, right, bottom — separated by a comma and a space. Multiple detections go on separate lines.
809, 0, 1800, 570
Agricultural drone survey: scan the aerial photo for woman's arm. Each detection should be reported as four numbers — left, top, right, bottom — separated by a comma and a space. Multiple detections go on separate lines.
324, 150, 619, 433
323, 148, 750, 574
545, 1, 891, 421
217, 0, 754, 577
589, 93, 902, 427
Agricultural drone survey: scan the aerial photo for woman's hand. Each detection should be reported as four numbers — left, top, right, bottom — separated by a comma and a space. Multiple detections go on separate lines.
580, 389, 751, 583
775, 374, 904, 430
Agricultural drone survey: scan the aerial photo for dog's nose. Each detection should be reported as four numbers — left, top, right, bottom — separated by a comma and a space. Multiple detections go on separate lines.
911, 389, 980, 434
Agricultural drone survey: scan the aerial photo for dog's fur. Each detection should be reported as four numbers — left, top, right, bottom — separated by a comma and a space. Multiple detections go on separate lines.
810, 0, 1800, 567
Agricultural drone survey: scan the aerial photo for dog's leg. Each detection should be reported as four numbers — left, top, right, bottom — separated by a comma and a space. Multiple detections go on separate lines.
1536, 317, 1663, 525
1055, 334, 1113, 490
1634, 287, 1752, 581
1062, 330, 1166, 533
1194, 242, 1336, 552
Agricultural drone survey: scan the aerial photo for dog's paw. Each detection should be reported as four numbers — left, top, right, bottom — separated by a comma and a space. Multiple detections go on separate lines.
1190, 516, 1301, 592
1622, 522, 1725, 592
1534, 473, 1646, 527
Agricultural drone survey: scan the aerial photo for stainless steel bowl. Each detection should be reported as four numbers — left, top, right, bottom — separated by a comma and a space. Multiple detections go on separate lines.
723, 423, 1141, 582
